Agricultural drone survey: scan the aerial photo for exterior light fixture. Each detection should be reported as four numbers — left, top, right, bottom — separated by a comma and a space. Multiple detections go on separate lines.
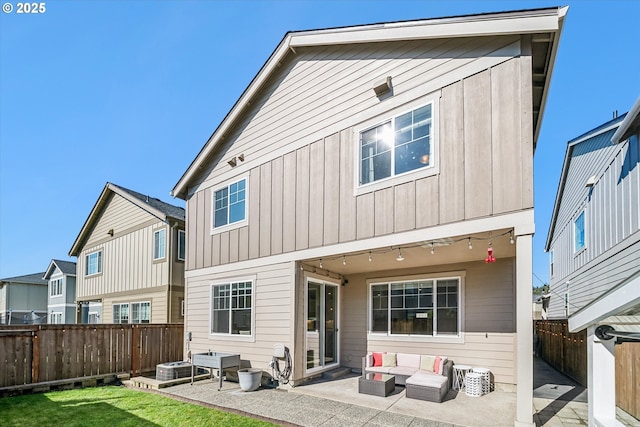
396, 248, 404, 262
227, 157, 237, 167
373, 76, 392, 97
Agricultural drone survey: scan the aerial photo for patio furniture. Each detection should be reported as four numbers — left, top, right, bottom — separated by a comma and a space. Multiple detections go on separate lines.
191, 351, 241, 390
452, 364, 472, 391
362, 352, 452, 387
472, 367, 491, 395
405, 372, 449, 402
358, 372, 395, 397
464, 372, 483, 397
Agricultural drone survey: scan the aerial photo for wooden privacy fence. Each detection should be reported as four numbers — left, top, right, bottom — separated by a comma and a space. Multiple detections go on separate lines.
615, 342, 640, 420
535, 320, 587, 386
0, 324, 183, 388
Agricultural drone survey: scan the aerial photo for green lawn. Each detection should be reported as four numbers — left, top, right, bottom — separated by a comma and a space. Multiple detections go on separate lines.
0, 386, 277, 427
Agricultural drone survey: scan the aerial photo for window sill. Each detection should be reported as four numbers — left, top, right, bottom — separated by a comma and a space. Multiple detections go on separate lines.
211, 220, 248, 236
367, 332, 464, 344
208, 333, 255, 343
355, 165, 438, 197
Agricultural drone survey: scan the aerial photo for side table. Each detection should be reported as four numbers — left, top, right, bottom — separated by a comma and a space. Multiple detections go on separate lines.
465, 372, 483, 397
452, 364, 472, 391
472, 367, 491, 395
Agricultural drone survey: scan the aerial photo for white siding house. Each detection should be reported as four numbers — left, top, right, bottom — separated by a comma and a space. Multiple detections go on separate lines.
545, 96, 640, 426
173, 8, 567, 427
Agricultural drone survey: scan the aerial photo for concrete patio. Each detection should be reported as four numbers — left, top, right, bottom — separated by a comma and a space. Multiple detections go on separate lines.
145, 357, 638, 427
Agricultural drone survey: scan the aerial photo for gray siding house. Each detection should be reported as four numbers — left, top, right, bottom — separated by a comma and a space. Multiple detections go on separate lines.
545, 96, 640, 426
69, 183, 186, 324
43, 259, 77, 324
172, 8, 567, 426
0, 272, 48, 324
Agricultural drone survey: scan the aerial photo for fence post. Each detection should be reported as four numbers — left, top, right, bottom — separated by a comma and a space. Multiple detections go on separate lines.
32, 330, 39, 383
131, 325, 139, 377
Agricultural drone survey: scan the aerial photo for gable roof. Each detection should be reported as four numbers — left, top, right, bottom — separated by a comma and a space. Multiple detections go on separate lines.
544, 113, 627, 251
69, 182, 185, 256
43, 259, 77, 280
0, 272, 48, 286
171, 7, 568, 200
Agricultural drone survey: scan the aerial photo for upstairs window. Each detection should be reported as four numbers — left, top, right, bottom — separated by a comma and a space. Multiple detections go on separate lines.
154, 229, 166, 260
85, 250, 102, 276
177, 229, 186, 261
50, 279, 63, 296
549, 250, 555, 278
574, 211, 585, 253
213, 178, 247, 230
360, 103, 433, 185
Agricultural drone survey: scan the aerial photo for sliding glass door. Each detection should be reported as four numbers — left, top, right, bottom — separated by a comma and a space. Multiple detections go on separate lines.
306, 278, 339, 372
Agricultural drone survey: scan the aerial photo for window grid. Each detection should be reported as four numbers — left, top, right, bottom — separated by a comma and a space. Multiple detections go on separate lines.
211, 281, 253, 335
113, 303, 129, 324
213, 179, 246, 229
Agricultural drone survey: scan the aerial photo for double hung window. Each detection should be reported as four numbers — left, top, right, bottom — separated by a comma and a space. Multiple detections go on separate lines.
211, 281, 253, 335
370, 276, 460, 336
574, 211, 585, 252
177, 230, 186, 261
85, 250, 102, 276
50, 279, 63, 296
213, 179, 247, 229
113, 303, 129, 324
360, 103, 433, 185
154, 229, 166, 260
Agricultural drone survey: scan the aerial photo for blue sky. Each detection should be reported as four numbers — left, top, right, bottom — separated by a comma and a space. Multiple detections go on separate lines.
1, 0, 638, 282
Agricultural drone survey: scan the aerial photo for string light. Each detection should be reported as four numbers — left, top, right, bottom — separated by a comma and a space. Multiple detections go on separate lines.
396, 248, 404, 261
319, 259, 323, 269
342, 255, 347, 266
368, 251, 372, 262
430, 242, 435, 255
468, 237, 473, 250
510, 231, 515, 245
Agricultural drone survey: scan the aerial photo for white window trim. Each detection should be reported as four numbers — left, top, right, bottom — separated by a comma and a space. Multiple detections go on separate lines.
85, 250, 103, 277
210, 176, 249, 235
177, 229, 186, 261
549, 249, 555, 279
354, 95, 440, 196
366, 271, 465, 344
153, 228, 166, 261
208, 276, 256, 342
50, 312, 63, 324
573, 210, 586, 255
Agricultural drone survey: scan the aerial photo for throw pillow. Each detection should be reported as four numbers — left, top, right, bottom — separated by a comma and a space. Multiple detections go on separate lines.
438, 357, 448, 375
372, 352, 384, 367
420, 355, 436, 372
382, 353, 397, 367
433, 356, 442, 374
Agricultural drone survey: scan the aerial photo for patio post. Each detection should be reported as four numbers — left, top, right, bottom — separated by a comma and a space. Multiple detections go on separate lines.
515, 232, 534, 427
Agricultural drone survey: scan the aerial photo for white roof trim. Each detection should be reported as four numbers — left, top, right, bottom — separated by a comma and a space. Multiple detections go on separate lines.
569, 272, 640, 333
171, 7, 567, 200
612, 96, 640, 144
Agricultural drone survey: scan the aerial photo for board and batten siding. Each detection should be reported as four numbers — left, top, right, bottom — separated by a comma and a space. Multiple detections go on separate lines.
341, 258, 516, 385
186, 38, 533, 271
548, 131, 640, 318
185, 262, 294, 368
77, 223, 170, 300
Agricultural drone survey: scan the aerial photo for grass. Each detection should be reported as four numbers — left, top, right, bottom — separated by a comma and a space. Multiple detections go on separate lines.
0, 386, 277, 427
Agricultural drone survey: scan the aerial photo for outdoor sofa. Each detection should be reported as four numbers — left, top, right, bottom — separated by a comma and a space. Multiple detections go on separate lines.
362, 352, 453, 402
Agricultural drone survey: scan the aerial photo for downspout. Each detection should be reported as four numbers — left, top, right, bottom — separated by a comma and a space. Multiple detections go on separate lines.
168, 222, 174, 323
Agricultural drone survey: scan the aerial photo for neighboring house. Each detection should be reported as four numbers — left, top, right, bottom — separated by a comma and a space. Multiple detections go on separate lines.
0, 272, 48, 324
43, 259, 77, 324
69, 182, 186, 324
172, 8, 566, 426
545, 97, 640, 425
